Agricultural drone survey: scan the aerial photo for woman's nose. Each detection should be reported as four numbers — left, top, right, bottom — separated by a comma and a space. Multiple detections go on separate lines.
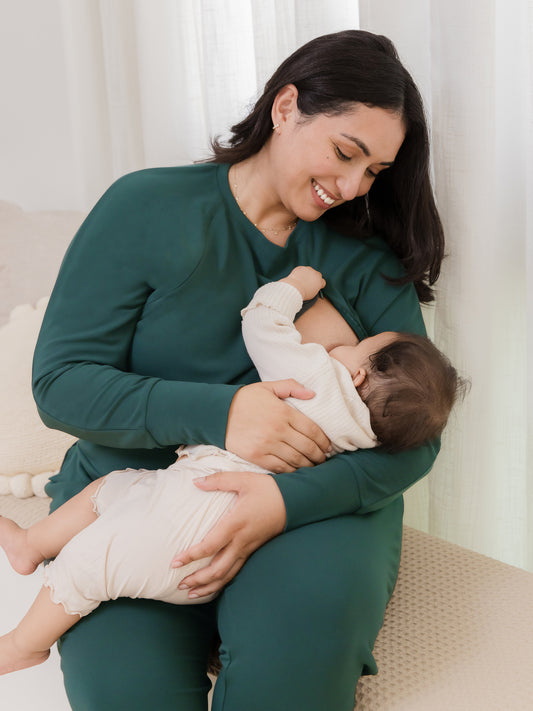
337, 168, 367, 201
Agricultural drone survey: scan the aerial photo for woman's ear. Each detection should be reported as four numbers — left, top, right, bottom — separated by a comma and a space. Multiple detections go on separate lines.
352, 368, 367, 389
271, 84, 299, 129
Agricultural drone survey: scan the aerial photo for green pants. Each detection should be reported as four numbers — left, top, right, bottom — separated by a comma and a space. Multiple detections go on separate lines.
57, 499, 403, 711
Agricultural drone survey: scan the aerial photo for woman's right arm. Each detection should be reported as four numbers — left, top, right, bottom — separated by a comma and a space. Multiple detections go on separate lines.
32, 172, 239, 451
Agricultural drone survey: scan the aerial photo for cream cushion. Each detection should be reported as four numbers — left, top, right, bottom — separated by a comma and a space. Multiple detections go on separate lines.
0, 199, 83, 498
0, 200, 83, 326
0, 297, 77, 497
355, 526, 533, 710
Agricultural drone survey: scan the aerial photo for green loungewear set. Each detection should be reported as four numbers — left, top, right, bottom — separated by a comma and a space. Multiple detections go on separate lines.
33, 163, 438, 711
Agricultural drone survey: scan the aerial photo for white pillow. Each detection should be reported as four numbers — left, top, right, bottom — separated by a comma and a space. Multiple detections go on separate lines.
0, 298, 77, 498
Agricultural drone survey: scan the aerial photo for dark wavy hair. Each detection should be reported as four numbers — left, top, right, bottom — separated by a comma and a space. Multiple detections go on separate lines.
361, 334, 469, 452
209, 30, 444, 302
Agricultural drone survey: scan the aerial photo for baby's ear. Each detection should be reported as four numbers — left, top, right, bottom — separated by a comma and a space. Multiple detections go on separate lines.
352, 368, 367, 388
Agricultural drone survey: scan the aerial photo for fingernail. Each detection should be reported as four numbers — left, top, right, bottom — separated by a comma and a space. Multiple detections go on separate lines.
192, 476, 206, 484
188, 592, 199, 599
178, 583, 189, 590
173, 560, 183, 568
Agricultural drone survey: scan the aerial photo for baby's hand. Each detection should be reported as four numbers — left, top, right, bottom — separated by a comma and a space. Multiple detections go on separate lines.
281, 266, 326, 301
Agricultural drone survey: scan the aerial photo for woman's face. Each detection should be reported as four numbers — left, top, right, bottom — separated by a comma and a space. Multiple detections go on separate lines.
271, 91, 406, 222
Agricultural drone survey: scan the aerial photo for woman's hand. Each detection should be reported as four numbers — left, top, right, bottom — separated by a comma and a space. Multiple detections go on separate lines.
225, 380, 330, 472
171, 470, 287, 599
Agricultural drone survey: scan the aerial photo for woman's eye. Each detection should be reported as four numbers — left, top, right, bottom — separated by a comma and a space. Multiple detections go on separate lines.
334, 145, 351, 162
334, 143, 380, 178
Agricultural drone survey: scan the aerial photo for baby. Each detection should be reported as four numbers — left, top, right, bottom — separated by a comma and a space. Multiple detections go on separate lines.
0, 266, 465, 675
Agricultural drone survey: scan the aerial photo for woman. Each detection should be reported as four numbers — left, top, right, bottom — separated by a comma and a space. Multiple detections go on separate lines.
33, 30, 443, 711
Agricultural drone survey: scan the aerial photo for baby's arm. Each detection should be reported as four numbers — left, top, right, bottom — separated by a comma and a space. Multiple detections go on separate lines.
241, 267, 329, 384
241, 268, 376, 452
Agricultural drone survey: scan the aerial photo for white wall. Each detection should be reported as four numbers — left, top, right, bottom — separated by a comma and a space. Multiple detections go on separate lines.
0, 0, 360, 213
0, 1, 82, 211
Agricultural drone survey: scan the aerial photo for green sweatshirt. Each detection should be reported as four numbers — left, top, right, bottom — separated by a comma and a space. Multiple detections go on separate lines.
33, 163, 438, 527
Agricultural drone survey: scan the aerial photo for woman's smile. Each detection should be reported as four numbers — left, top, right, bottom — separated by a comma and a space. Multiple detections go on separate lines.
311, 179, 337, 208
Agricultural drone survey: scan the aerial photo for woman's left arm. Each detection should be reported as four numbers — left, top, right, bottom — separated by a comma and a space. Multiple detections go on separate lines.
276, 436, 439, 529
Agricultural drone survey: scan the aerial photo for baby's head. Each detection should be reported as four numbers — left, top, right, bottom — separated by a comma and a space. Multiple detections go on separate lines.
329, 332, 467, 452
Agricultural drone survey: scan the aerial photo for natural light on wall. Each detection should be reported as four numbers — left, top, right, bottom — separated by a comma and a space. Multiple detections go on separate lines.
0, 0, 359, 212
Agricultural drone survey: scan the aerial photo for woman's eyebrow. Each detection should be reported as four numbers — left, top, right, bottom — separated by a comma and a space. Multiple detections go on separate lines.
340, 133, 395, 166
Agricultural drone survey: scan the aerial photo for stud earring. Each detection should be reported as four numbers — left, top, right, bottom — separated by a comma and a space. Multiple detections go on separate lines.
272, 123, 280, 130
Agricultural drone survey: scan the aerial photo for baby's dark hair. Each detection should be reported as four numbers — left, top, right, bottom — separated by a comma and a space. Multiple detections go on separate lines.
361, 333, 468, 452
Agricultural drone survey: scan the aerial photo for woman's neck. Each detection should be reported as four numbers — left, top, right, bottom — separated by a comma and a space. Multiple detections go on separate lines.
229, 154, 298, 246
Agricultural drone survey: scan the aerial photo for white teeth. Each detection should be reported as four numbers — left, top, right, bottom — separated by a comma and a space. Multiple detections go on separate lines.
313, 180, 335, 206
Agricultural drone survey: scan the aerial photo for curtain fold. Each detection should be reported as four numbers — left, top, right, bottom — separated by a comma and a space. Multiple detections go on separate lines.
360, 0, 532, 571
0, 0, 357, 211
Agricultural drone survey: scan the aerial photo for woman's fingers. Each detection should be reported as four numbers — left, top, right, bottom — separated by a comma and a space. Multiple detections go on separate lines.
262, 414, 330, 471
266, 378, 316, 401
177, 542, 243, 592
171, 471, 286, 597
171, 539, 220, 570
286, 414, 331, 463
180, 551, 246, 599
225, 381, 330, 470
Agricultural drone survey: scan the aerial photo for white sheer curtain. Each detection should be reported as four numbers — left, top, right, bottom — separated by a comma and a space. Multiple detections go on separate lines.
0, 0, 358, 212
359, 0, 533, 572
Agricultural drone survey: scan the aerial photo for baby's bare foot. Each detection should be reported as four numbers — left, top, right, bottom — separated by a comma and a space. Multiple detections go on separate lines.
0, 631, 50, 675
0, 517, 42, 575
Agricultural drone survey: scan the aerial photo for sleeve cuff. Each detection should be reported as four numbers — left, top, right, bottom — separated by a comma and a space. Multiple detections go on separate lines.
273, 457, 361, 531
146, 380, 241, 448
240, 281, 303, 320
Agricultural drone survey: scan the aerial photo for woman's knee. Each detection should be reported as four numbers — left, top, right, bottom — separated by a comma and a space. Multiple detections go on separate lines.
59, 598, 216, 711
214, 504, 403, 710
220, 511, 400, 641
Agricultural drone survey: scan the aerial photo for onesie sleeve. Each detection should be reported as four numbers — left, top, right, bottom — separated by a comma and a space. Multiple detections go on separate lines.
32, 172, 238, 450
241, 281, 377, 450
273, 256, 440, 530
241, 281, 317, 379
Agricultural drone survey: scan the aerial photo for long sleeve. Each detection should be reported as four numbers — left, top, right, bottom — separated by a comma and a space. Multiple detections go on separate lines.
32, 170, 239, 451
241, 281, 377, 451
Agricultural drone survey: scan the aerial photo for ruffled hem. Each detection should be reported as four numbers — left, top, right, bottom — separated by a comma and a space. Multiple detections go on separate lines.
42, 575, 84, 618
90, 477, 108, 516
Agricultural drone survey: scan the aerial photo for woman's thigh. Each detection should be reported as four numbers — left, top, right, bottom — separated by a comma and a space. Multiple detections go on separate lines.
213, 497, 404, 711
58, 597, 217, 711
